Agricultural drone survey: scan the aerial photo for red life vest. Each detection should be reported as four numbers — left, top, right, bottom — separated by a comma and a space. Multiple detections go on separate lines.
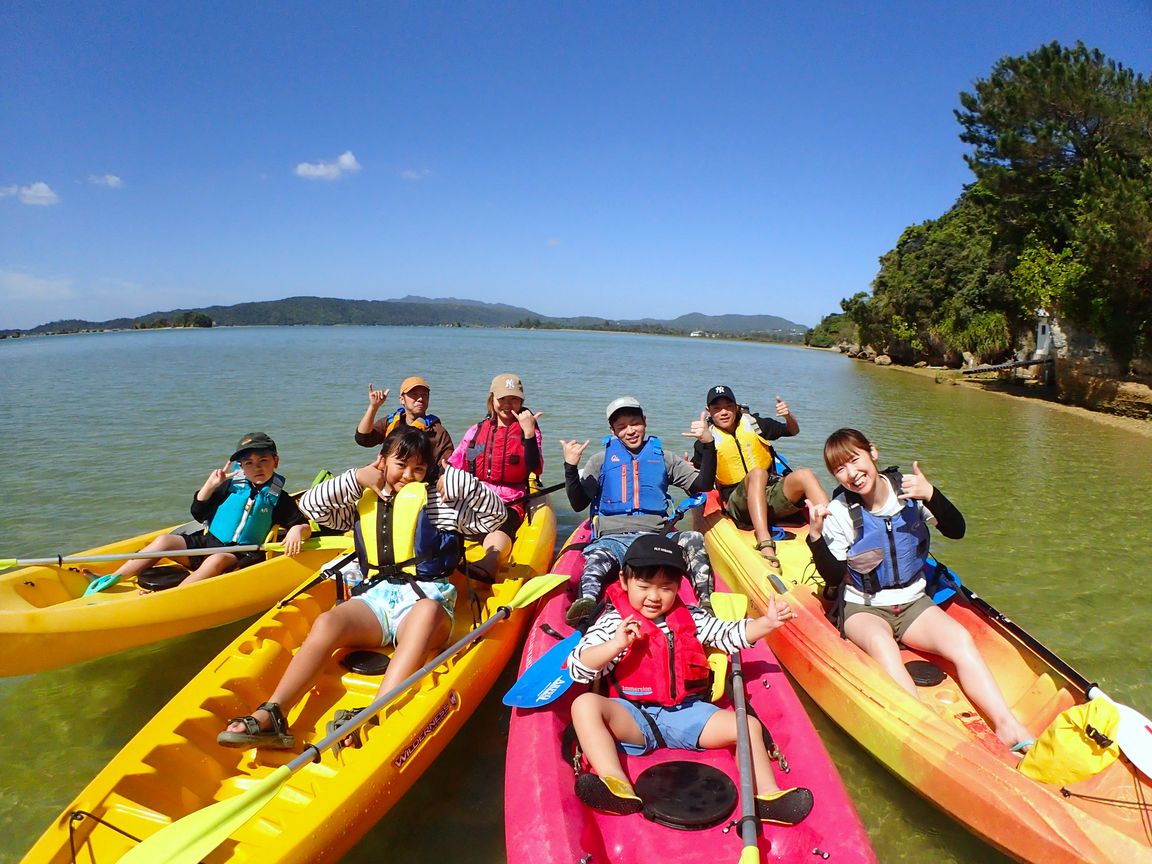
604, 581, 712, 707
465, 416, 530, 486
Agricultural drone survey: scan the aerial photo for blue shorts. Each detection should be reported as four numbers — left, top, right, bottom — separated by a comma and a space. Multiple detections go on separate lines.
351, 579, 456, 647
615, 697, 721, 756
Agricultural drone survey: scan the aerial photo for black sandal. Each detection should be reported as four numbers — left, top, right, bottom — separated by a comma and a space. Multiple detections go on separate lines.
327, 707, 381, 756
217, 701, 295, 749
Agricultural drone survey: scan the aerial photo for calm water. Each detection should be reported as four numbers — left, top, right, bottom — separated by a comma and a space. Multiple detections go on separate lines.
2, 326, 1150, 863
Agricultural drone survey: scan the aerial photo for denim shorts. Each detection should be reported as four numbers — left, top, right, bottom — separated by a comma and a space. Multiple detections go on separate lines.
352, 579, 456, 646
614, 697, 721, 756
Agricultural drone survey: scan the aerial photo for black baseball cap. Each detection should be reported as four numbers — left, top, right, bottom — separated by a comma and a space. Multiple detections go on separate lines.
623, 534, 688, 574
706, 384, 736, 405
230, 432, 277, 462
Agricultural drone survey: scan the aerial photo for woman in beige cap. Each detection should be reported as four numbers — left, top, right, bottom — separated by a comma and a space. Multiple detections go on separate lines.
447, 373, 543, 580
354, 375, 455, 465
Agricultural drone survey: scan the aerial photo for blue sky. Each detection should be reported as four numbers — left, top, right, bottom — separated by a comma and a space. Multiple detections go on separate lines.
2, 1, 1149, 330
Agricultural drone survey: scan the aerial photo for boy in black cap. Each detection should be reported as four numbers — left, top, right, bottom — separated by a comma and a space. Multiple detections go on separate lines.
565, 534, 813, 824
87, 432, 311, 591
692, 386, 828, 571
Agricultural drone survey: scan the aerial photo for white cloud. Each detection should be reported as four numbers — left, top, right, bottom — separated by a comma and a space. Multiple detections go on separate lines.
0, 181, 60, 206
294, 150, 362, 181
400, 168, 431, 181
89, 174, 122, 188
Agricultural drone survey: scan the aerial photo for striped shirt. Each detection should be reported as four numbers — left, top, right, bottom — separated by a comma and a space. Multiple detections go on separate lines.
568, 605, 752, 684
299, 465, 506, 537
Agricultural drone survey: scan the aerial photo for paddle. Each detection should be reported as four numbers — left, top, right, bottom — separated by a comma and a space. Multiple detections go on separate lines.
0, 535, 354, 573
938, 566, 1152, 779
712, 592, 761, 864
116, 571, 567, 864
509, 481, 564, 505
502, 629, 582, 708
56, 537, 353, 595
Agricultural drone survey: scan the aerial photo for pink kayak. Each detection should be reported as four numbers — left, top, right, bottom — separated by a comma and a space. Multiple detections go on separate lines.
505, 521, 876, 864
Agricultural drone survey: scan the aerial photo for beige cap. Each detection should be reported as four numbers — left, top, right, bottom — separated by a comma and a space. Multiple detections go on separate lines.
400, 376, 430, 394
490, 373, 525, 399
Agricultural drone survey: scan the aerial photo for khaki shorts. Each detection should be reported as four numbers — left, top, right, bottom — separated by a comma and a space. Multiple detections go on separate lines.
842, 594, 935, 642
726, 476, 799, 530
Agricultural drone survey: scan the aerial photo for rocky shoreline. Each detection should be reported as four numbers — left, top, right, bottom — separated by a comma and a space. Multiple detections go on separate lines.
843, 353, 1152, 438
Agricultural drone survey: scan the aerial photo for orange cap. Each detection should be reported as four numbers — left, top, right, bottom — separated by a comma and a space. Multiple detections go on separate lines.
400, 376, 430, 394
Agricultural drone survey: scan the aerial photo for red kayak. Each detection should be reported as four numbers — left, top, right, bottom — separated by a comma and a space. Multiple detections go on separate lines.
504, 521, 876, 864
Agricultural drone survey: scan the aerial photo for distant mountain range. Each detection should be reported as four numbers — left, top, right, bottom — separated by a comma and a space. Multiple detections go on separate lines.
3, 295, 809, 340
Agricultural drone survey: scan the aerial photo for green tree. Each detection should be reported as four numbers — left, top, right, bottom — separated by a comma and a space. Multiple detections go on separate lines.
955, 40, 1152, 366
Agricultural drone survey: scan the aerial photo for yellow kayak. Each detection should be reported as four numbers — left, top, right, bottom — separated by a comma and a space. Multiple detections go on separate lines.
21, 496, 557, 864
0, 519, 346, 677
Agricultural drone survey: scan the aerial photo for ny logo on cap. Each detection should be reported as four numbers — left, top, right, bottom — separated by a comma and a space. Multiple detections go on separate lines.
714, 386, 727, 395
504, 378, 517, 389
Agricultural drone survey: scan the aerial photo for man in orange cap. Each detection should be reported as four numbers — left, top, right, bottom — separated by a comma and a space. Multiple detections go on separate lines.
354, 375, 454, 465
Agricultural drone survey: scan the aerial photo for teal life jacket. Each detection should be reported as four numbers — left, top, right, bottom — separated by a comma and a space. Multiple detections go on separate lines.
596, 436, 670, 518
207, 473, 285, 545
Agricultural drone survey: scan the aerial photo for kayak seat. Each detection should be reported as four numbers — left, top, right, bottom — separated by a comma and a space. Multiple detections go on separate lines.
341, 650, 391, 676
905, 660, 945, 687
1009, 673, 1077, 729
137, 566, 190, 592
634, 761, 737, 830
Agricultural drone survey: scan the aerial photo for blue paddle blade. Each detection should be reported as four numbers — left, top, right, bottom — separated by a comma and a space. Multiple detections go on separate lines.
503, 631, 582, 708
83, 573, 122, 595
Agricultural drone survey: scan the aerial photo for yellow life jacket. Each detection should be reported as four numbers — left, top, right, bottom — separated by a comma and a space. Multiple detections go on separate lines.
354, 482, 428, 580
1018, 697, 1121, 785
712, 413, 776, 487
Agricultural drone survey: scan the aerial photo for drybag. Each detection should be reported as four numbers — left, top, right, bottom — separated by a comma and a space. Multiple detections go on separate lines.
1018, 697, 1121, 785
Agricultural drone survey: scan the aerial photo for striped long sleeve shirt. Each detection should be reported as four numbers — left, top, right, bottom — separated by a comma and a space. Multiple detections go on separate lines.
568, 605, 752, 684
299, 465, 506, 537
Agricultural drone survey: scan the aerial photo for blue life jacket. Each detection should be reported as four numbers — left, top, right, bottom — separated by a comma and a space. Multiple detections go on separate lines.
596, 436, 670, 518
837, 469, 931, 597
207, 474, 285, 545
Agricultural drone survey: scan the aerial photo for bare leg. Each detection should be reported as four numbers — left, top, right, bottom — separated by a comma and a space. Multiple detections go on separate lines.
473, 529, 512, 579
744, 468, 772, 547
902, 607, 1032, 747
571, 692, 646, 788
781, 468, 828, 509
844, 611, 921, 698
179, 551, 240, 586
379, 598, 451, 698
223, 599, 383, 735
106, 534, 191, 582
698, 710, 780, 794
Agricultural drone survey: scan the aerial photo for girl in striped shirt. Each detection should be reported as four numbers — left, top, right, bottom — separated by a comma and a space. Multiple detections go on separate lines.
218, 428, 506, 750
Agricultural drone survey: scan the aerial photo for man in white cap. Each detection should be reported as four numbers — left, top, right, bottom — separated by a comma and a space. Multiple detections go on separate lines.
559, 396, 717, 625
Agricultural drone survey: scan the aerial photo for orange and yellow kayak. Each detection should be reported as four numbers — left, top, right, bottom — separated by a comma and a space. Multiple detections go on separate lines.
699, 499, 1152, 864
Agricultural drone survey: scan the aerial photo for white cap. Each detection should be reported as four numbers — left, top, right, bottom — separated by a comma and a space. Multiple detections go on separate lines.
606, 396, 643, 422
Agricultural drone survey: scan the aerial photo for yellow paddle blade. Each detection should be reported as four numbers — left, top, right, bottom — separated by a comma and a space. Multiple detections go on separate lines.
711, 592, 749, 622
739, 843, 761, 864
509, 572, 569, 608
119, 765, 292, 864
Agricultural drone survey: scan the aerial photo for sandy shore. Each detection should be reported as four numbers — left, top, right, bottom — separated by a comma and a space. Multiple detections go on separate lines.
865, 360, 1152, 439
